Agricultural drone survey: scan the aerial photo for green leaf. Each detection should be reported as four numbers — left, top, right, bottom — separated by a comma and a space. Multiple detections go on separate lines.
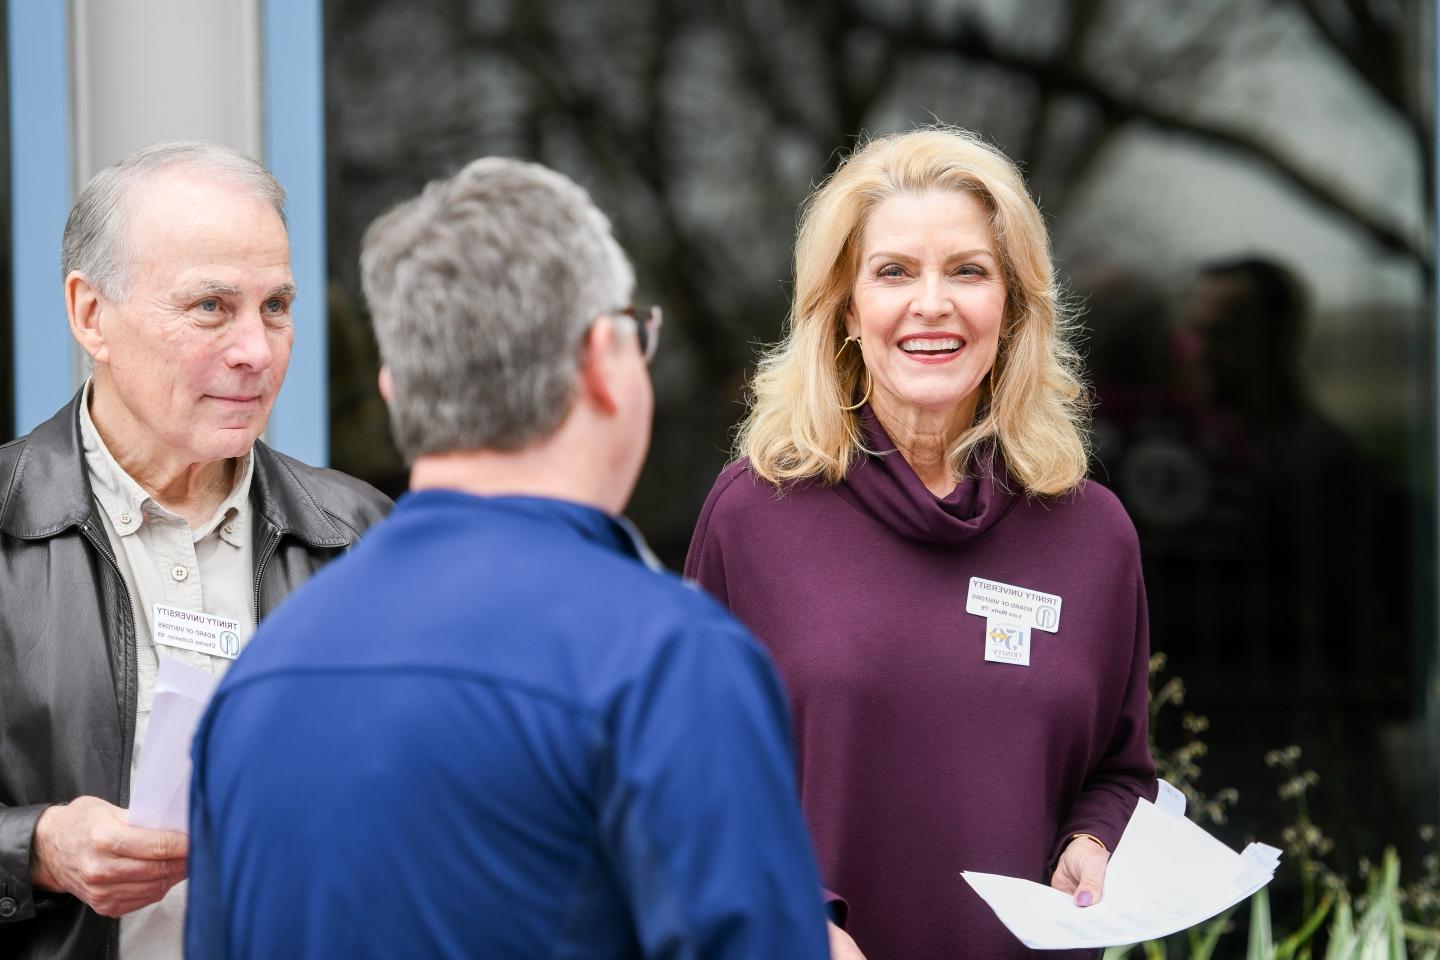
1404, 923, 1440, 947
1324, 897, 1356, 960
1249, 888, 1275, 960
1275, 892, 1334, 960
1345, 850, 1405, 960
1190, 906, 1239, 960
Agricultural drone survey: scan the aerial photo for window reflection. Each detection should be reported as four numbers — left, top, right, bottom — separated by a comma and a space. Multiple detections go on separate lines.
1083, 257, 1427, 869
324, 0, 1437, 889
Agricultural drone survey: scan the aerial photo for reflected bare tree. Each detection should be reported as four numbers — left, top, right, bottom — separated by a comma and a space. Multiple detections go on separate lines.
325, 0, 1431, 559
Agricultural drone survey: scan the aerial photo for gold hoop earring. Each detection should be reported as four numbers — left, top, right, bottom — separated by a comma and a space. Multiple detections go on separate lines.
836, 336, 872, 411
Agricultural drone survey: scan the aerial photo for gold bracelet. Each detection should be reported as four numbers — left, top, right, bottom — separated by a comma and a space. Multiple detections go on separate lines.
1071, 832, 1108, 853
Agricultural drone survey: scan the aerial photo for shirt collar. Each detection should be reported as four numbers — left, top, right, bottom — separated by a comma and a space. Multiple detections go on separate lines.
78, 379, 254, 545
195, 453, 253, 547
396, 490, 663, 570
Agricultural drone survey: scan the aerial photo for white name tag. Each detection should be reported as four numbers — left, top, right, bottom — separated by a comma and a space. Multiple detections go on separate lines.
966, 576, 1062, 633
153, 603, 244, 660
983, 617, 1030, 666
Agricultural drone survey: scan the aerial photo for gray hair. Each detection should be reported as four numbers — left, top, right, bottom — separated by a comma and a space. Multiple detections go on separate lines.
360, 157, 635, 461
61, 141, 287, 299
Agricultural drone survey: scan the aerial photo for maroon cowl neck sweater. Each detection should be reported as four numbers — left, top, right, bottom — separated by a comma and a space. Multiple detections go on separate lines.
685, 411, 1156, 960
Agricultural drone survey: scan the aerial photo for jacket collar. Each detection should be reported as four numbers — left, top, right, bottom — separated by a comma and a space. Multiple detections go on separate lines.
0, 390, 353, 549
247, 443, 352, 549
0, 392, 96, 539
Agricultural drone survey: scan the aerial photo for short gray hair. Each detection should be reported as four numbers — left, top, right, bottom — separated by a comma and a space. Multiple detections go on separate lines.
61, 141, 287, 299
361, 157, 635, 461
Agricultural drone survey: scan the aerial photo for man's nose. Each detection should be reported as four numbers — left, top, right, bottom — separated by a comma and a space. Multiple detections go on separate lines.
225, 311, 275, 371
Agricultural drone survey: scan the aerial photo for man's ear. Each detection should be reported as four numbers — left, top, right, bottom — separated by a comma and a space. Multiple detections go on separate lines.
377, 365, 394, 403
67, 273, 109, 364
578, 318, 621, 414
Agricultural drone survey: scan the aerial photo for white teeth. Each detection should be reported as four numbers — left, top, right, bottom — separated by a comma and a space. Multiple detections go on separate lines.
901, 338, 962, 352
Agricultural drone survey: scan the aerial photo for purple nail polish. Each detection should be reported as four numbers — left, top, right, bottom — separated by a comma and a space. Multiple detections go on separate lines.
1077, 890, 1094, 907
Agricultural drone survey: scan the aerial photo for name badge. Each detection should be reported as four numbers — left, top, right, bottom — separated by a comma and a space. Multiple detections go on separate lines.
966, 576, 1062, 633
983, 617, 1030, 666
153, 603, 244, 660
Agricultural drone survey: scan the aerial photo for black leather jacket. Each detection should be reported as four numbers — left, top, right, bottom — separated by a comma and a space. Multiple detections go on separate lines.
0, 393, 391, 959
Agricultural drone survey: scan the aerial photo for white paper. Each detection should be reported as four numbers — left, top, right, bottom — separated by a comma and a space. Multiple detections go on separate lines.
963, 792, 1279, 950
1155, 778, 1187, 818
127, 657, 220, 833
984, 618, 1032, 666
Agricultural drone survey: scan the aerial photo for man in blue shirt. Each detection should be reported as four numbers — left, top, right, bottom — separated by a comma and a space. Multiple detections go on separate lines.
184, 158, 830, 958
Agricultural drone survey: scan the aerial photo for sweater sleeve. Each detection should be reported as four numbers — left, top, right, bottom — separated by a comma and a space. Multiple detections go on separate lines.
684, 467, 849, 929
598, 622, 830, 959
1051, 567, 1158, 867
681, 469, 734, 605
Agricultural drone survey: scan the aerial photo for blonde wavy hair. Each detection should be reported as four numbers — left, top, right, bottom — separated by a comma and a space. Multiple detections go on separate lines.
737, 127, 1089, 496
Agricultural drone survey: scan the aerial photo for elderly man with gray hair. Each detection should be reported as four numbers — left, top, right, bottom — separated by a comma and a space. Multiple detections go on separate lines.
184, 157, 831, 959
0, 142, 390, 960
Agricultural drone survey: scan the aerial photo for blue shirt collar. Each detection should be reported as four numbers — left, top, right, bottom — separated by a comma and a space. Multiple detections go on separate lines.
394, 489, 664, 571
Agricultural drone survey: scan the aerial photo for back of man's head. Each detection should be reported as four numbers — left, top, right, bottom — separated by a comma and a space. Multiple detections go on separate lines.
62, 141, 287, 300
361, 158, 635, 463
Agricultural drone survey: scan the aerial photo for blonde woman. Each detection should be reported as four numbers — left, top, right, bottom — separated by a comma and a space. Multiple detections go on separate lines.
685, 129, 1155, 960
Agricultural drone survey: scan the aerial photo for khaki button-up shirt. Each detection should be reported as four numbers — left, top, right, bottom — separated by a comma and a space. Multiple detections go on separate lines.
78, 383, 256, 960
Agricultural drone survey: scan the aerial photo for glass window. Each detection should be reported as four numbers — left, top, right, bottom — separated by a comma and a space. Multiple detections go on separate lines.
325, 0, 1437, 916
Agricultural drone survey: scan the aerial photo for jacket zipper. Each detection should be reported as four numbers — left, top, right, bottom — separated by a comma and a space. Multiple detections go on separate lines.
77, 522, 138, 799
252, 529, 283, 626
77, 521, 135, 960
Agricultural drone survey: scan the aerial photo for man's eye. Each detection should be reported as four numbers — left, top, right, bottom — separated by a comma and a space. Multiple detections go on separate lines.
198, 298, 221, 312
264, 299, 287, 313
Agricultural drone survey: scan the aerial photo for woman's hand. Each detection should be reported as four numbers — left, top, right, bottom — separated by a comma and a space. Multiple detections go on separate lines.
1050, 834, 1110, 907
828, 920, 867, 959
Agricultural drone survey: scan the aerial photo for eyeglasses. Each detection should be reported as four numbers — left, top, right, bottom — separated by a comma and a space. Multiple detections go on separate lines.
601, 304, 663, 364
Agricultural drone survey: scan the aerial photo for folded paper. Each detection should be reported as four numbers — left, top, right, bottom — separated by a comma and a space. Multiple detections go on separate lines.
964, 782, 1280, 950
127, 657, 220, 833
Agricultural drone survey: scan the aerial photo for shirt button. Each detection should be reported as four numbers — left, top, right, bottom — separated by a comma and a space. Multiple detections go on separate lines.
171, 565, 189, 582
119, 513, 132, 525
0, 896, 17, 918
223, 523, 234, 535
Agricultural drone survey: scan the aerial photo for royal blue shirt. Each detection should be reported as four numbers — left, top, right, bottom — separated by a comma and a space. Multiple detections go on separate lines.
186, 491, 829, 959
